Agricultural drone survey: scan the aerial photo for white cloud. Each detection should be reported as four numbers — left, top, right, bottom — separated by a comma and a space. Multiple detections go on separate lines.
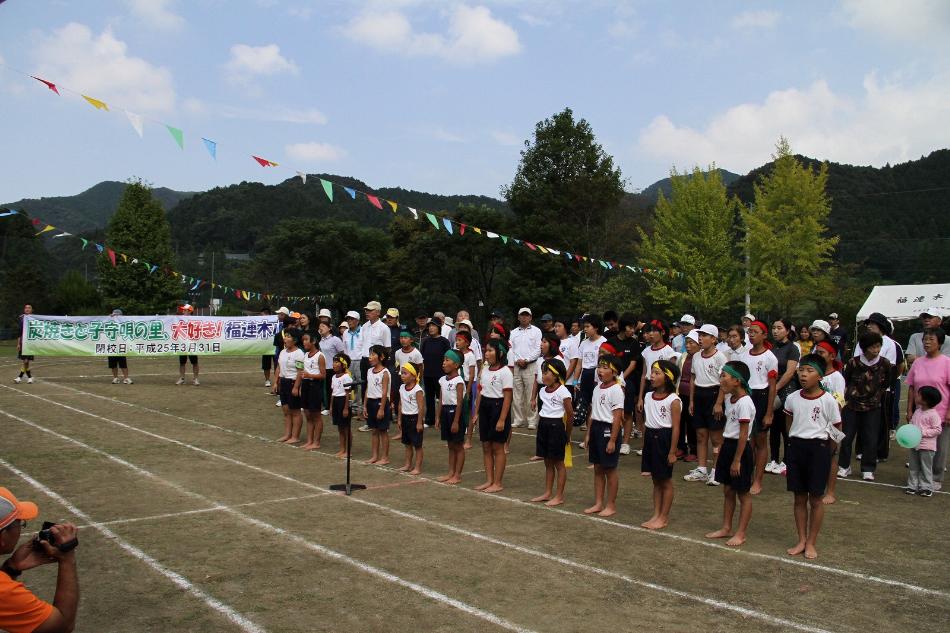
730, 10, 780, 29
125, 0, 184, 31
490, 130, 521, 146
31, 22, 175, 112
637, 73, 950, 173
342, 4, 521, 64
225, 44, 299, 84
841, 0, 950, 47
285, 142, 346, 162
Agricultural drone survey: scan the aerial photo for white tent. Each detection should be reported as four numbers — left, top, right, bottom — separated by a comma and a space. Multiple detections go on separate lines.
856, 283, 950, 322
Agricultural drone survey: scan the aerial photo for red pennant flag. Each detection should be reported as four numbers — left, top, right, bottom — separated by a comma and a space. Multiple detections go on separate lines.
251, 155, 279, 167
31, 76, 59, 95
574, 254, 582, 262
525, 242, 537, 251
459, 224, 467, 236
235, 289, 242, 299
31, 218, 41, 226
365, 194, 383, 210
107, 248, 117, 267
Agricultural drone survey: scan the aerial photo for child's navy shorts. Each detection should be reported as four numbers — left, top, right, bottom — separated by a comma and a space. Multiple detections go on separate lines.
786, 437, 832, 496
692, 386, 723, 431
750, 388, 770, 434
478, 396, 510, 443
536, 416, 567, 461
642, 427, 674, 480
588, 419, 620, 469
279, 377, 301, 410
714, 437, 754, 492
365, 397, 391, 431
331, 396, 351, 427
400, 414, 423, 448
440, 405, 467, 443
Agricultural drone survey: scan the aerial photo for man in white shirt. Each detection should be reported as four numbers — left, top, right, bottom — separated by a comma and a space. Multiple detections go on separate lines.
907, 307, 950, 364
508, 307, 542, 429
358, 301, 391, 430
343, 310, 363, 396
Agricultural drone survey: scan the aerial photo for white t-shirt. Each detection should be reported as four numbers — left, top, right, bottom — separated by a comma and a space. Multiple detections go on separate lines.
723, 394, 756, 439
395, 346, 423, 369
691, 349, 728, 388
278, 348, 305, 380
579, 336, 606, 369
558, 336, 580, 385
302, 350, 325, 379
331, 372, 354, 398
400, 383, 424, 416
360, 319, 391, 358
536, 354, 566, 384
641, 344, 679, 382
439, 374, 465, 406
591, 382, 624, 423
461, 350, 478, 382
479, 365, 514, 398
365, 366, 388, 399
343, 327, 362, 361
726, 343, 749, 362
740, 348, 779, 390
538, 384, 572, 419
784, 390, 842, 439
644, 392, 681, 429
716, 341, 731, 355
822, 371, 845, 400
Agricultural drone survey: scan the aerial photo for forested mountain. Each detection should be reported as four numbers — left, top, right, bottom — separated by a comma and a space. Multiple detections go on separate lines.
642, 168, 741, 202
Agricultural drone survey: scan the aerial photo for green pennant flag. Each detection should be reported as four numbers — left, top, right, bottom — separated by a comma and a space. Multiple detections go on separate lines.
501, 235, 508, 244
166, 125, 184, 149
320, 179, 333, 202
80, 238, 88, 250
426, 213, 440, 230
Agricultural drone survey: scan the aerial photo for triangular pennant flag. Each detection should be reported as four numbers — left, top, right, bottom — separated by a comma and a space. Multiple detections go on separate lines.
190, 279, 201, 291
166, 125, 184, 149
386, 200, 397, 213
31, 218, 41, 226
0, 211, 18, 218
320, 179, 333, 202
501, 235, 509, 244
296, 171, 307, 184
525, 242, 537, 251
107, 248, 117, 267
366, 194, 383, 210
512, 239, 522, 245
537, 245, 549, 254
82, 95, 108, 111
252, 155, 278, 167
94, 243, 104, 253
241, 290, 250, 301
343, 187, 356, 199
426, 213, 440, 230
31, 76, 59, 95
459, 224, 466, 236
120, 253, 128, 262
442, 218, 453, 234
547, 248, 560, 255
80, 238, 89, 250
125, 111, 144, 138
202, 138, 217, 159
35, 225, 56, 236
486, 231, 499, 239
52, 232, 71, 238
407, 207, 418, 220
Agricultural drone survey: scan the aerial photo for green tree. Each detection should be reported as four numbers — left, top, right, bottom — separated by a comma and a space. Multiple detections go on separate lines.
743, 139, 838, 316
0, 212, 51, 328
637, 167, 744, 320
97, 181, 182, 314
50, 270, 102, 315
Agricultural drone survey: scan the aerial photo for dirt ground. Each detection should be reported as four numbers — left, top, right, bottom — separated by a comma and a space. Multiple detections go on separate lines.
0, 353, 947, 632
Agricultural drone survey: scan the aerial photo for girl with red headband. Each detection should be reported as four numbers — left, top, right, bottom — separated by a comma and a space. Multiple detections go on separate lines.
637, 319, 679, 429
814, 340, 847, 503
740, 320, 778, 495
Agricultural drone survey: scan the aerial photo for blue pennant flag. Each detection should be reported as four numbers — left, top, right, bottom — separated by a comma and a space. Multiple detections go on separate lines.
442, 218, 453, 234
343, 187, 356, 199
202, 138, 217, 160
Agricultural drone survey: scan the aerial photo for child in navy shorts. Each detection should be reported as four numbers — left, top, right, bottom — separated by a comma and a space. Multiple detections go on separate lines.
583, 354, 625, 518
531, 358, 574, 507
362, 345, 392, 465
685, 324, 728, 485
397, 363, 426, 475
330, 354, 354, 458
473, 340, 513, 493
706, 361, 756, 547
783, 354, 841, 560
437, 350, 468, 485
641, 359, 681, 530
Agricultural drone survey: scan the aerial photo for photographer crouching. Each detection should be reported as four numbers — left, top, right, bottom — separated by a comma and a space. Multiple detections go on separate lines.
0, 488, 78, 633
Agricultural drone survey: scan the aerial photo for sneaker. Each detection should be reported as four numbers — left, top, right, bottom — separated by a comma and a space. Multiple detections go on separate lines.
683, 468, 708, 482
837, 466, 852, 478
193, 378, 200, 386
776, 462, 787, 476
527, 423, 537, 430
578, 441, 586, 449
13, 377, 21, 383
619, 443, 631, 455
112, 377, 121, 384
934, 482, 942, 491
26, 377, 33, 384
856, 453, 862, 460
631, 428, 643, 439
275, 399, 282, 407
634, 449, 643, 456
862, 472, 875, 481
904, 487, 917, 495
765, 460, 778, 474
321, 409, 330, 416
264, 380, 271, 388
176, 377, 185, 385
684, 454, 698, 462
889, 430, 896, 440
511, 421, 525, 428
358, 424, 371, 432
123, 378, 133, 384
918, 489, 933, 497
706, 471, 720, 486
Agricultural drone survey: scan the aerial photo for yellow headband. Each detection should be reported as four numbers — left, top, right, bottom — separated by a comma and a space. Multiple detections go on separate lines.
338, 356, 349, 370
402, 362, 418, 378
653, 361, 675, 384
543, 362, 564, 385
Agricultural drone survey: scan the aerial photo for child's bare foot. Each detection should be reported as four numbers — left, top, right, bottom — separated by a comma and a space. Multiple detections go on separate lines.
726, 534, 746, 547
821, 494, 836, 505
445, 476, 461, 485
276, 435, 290, 442
312, 442, 321, 449
299, 442, 313, 450
436, 474, 452, 482
642, 519, 668, 530
597, 507, 617, 518
530, 493, 551, 502
397, 464, 411, 472
640, 471, 651, 477
705, 528, 732, 539
376, 458, 390, 466
284, 438, 300, 445
334, 451, 345, 458
529, 455, 544, 462
392, 434, 402, 442
640, 516, 659, 529
804, 544, 818, 559
545, 496, 564, 507
463, 441, 473, 450
750, 483, 762, 495
787, 542, 806, 556
484, 484, 504, 493
583, 504, 603, 515
409, 468, 422, 475
364, 457, 378, 464
474, 481, 491, 491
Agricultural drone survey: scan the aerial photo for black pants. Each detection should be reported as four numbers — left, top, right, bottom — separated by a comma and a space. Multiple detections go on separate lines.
678, 393, 696, 453
878, 386, 898, 460
769, 410, 789, 462
423, 376, 440, 426
841, 407, 881, 473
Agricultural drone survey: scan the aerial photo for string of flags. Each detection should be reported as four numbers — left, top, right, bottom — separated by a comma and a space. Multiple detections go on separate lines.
6, 64, 684, 279
0, 209, 330, 305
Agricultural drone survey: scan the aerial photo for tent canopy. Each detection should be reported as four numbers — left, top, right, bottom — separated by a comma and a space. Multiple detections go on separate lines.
856, 283, 950, 322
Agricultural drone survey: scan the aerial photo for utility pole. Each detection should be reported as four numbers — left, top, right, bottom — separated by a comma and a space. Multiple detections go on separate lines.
745, 203, 752, 315
210, 251, 215, 314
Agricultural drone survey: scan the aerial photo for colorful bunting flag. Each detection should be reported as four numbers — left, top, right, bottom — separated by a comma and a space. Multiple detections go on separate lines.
80, 238, 88, 250
52, 232, 71, 238
426, 213, 440, 230
252, 155, 278, 167
459, 224, 466, 236
386, 200, 397, 213
35, 224, 55, 236
94, 243, 104, 253
125, 111, 144, 138
107, 248, 116, 267
202, 138, 217, 160
501, 235, 508, 245
442, 218, 453, 234
343, 187, 356, 199
31, 76, 59, 95
296, 171, 307, 184
366, 194, 383, 210
0, 211, 18, 218
486, 231, 498, 239
82, 95, 108, 111
166, 125, 184, 149
320, 179, 333, 202
408, 207, 418, 220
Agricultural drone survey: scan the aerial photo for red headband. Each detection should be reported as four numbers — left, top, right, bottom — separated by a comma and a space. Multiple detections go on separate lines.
750, 320, 769, 333
817, 341, 837, 356
600, 343, 618, 355
650, 319, 666, 332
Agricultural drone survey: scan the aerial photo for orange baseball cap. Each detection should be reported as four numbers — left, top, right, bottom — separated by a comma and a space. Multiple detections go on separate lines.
0, 487, 39, 529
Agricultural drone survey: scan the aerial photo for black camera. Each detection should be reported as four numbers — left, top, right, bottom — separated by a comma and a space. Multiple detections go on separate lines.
33, 521, 79, 553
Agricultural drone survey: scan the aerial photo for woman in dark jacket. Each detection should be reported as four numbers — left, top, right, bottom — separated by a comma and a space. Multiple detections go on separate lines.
420, 318, 451, 426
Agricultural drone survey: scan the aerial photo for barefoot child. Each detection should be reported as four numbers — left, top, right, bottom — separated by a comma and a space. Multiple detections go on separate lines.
784, 354, 841, 560
814, 340, 846, 503
583, 355, 625, 517
531, 358, 574, 506
330, 354, 354, 457
274, 333, 305, 444
641, 360, 681, 529
740, 321, 778, 495
454, 331, 478, 449
362, 345, 392, 465
686, 324, 728, 484
299, 333, 327, 451
706, 360, 755, 546
473, 341, 513, 492
437, 350, 467, 484
397, 363, 426, 474
394, 329, 424, 442
530, 332, 564, 461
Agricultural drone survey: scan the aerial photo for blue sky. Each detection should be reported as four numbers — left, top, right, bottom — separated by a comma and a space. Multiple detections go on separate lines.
1, 0, 948, 204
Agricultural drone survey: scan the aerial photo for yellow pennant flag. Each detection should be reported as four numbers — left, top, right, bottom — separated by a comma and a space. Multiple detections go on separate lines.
387, 200, 398, 213
241, 290, 250, 301
537, 245, 549, 254
121, 253, 128, 262
35, 224, 56, 236
82, 95, 109, 111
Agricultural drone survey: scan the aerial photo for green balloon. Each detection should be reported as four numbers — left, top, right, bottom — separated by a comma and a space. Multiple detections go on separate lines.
896, 424, 922, 449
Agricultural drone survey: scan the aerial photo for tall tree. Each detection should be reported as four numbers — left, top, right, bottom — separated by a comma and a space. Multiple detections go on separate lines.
0, 212, 50, 327
97, 180, 181, 313
743, 138, 838, 317
637, 167, 743, 321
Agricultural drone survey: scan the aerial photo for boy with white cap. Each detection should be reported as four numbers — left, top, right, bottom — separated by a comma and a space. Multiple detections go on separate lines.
685, 323, 728, 484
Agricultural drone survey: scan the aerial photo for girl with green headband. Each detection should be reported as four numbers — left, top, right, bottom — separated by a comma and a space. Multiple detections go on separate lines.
473, 340, 513, 493
437, 349, 468, 484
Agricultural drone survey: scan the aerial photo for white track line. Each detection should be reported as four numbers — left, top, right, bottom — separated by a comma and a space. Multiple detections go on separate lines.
0, 458, 268, 633
26, 381, 950, 599
0, 408, 538, 633
34, 370, 258, 380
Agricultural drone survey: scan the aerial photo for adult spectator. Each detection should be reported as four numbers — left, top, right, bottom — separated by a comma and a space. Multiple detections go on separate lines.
672, 314, 695, 353
508, 308, 542, 429
828, 312, 850, 359
384, 308, 402, 351
539, 314, 555, 333
13, 304, 34, 385
420, 318, 451, 427
0, 487, 79, 633
442, 316, 456, 343
413, 312, 429, 346
907, 308, 950, 364
905, 327, 950, 491
609, 313, 642, 455
455, 310, 481, 350
107, 309, 132, 385
602, 310, 619, 338
358, 301, 391, 430
342, 311, 363, 395
317, 308, 332, 327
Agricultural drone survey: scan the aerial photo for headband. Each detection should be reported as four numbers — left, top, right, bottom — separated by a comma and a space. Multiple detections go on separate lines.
598, 358, 621, 374
722, 364, 751, 394
399, 329, 412, 338
542, 360, 565, 385
444, 349, 463, 365
401, 362, 418, 378
650, 319, 666, 332
749, 320, 769, 333
816, 341, 836, 356
652, 361, 675, 385
801, 359, 826, 377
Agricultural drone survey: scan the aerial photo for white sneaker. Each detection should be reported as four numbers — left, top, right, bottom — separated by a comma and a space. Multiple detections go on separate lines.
527, 423, 537, 430
862, 472, 875, 481
193, 378, 200, 386
765, 460, 778, 474
776, 462, 787, 476
511, 421, 525, 428
26, 377, 33, 384
837, 466, 851, 478
275, 399, 282, 407
176, 377, 185, 385
683, 468, 708, 482
264, 380, 271, 388
706, 469, 720, 486
578, 441, 586, 449
13, 377, 21, 383
112, 377, 121, 384
123, 378, 133, 384
634, 449, 643, 456
631, 428, 642, 439
358, 424, 371, 432
619, 443, 631, 455
321, 409, 330, 416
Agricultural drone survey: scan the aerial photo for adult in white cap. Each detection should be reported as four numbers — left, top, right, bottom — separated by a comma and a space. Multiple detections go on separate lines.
107, 308, 133, 385
907, 307, 950, 365
342, 310, 364, 399
317, 308, 333, 326
509, 307, 542, 429
672, 314, 695, 353
358, 301, 391, 431
827, 312, 849, 360
0, 486, 80, 633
